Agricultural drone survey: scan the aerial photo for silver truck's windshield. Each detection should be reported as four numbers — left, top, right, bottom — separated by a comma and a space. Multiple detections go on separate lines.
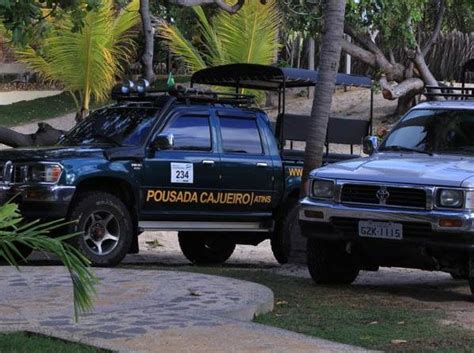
380, 109, 474, 154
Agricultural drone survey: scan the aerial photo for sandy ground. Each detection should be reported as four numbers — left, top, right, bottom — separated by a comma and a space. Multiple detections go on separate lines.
0, 90, 62, 105
134, 231, 474, 332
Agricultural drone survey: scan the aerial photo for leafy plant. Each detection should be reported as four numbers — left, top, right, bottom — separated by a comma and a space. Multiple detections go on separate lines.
0, 202, 97, 321
158, 0, 281, 72
13, 0, 140, 118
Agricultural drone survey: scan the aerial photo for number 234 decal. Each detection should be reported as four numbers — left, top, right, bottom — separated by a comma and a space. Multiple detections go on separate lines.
171, 162, 194, 184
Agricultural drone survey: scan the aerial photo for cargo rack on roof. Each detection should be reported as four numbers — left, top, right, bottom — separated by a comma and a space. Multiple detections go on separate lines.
111, 86, 255, 106
424, 85, 474, 100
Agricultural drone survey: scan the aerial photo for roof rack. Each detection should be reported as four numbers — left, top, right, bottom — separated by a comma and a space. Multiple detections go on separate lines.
424, 85, 474, 100
111, 83, 255, 106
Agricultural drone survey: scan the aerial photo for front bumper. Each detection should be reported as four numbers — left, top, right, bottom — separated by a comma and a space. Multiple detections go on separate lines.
0, 184, 76, 220
299, 197, 474, 250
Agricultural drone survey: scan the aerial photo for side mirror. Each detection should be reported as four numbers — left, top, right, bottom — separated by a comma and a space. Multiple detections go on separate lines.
151, 133, 174, 150
363, 136, 378, 155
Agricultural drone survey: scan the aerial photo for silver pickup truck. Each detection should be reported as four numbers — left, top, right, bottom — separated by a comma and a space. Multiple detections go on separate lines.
299, 100, 474, 295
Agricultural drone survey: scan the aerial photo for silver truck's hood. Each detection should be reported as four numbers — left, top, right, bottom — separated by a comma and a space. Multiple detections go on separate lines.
312, 152, 474, 187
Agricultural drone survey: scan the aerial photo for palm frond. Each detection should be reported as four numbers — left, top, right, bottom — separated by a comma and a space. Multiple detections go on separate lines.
158, 19, 207, 72
0, 203, 97, 321
215, 0, 281, 65
192, 7, 226, 66
13, 0, 139, 111
159, 0, 280, 73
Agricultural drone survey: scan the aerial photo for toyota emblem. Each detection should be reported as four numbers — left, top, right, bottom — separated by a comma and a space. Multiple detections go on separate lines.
376, 187, 390, 203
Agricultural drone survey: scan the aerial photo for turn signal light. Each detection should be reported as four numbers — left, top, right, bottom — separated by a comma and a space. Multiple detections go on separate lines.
439, 219, 463, 228
304, 210, 324, 219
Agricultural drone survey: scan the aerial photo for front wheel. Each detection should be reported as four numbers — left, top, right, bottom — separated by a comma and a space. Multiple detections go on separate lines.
307, 238, 360, 285
68, 192, 133, 267
178, 232, 236, 265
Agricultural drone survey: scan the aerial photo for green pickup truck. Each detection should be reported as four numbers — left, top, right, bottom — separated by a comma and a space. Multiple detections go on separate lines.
0, 64, 372, 266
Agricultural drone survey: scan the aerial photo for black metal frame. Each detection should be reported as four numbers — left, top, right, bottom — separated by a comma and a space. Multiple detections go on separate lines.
111, 86, 255, 106
190, 64, 374, 149
424, 86, 474, 100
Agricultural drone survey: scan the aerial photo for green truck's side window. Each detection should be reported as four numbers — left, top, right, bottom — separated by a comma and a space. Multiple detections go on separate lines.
219, 117, 263, 154
166, 116, 212, 151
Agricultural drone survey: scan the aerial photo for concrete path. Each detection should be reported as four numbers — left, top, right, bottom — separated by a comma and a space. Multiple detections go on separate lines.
0, 266, 372, 353
0, 90, 62, 105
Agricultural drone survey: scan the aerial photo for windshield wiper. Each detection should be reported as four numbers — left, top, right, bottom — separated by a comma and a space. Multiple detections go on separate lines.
381, 145, 433, 156
90, 133, 122, 147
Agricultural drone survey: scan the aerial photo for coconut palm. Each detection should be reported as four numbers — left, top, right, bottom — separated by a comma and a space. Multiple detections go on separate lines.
0, 202, 97, 321
158, 0, 281, 72
14, 0, 140, 120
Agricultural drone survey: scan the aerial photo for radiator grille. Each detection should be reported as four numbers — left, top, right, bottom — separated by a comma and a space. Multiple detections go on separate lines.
341, 184, 426, 209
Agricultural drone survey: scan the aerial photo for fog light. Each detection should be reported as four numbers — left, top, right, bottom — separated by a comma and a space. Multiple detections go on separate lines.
439, 219, 463, 227
304, 210, 324, 219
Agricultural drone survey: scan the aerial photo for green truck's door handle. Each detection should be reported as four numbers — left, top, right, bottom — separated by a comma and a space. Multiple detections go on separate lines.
256, 162, 268, 167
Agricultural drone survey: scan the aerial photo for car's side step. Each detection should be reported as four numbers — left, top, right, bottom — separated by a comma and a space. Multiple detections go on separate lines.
139, 221, 272, 232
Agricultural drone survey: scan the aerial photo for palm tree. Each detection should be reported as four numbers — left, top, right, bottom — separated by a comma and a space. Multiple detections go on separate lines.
14, 0, 140, 121
158, 0, 280, 72
0, 202, 97, 321
301, 0, 347, 191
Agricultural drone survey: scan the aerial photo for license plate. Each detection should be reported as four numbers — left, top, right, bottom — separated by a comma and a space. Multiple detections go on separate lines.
358, 220, 403, 240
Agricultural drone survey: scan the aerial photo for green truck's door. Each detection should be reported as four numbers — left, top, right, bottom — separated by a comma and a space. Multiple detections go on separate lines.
215, 111, 275, 217
140, 111, 221, 220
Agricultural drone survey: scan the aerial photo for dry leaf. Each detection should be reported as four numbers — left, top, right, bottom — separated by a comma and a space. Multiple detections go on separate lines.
391, 339, 408, 345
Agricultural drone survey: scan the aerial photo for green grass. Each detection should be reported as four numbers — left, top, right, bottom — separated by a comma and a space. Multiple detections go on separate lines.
124, 265, 474, 353
0, 92, 77, 127
0, 332, 110, 353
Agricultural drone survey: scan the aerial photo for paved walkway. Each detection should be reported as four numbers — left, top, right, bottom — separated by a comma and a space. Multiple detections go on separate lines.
0, 266, 372, 353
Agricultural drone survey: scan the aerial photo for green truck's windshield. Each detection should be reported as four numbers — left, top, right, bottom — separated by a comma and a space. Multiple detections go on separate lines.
380, 109, 474, 155
60, 107, 158, 146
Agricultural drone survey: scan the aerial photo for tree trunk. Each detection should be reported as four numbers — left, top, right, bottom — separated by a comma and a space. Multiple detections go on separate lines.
140, 0, 155, 83
0, 123, 66, 148
302, 0, 347, 189
288, 0, 347, 264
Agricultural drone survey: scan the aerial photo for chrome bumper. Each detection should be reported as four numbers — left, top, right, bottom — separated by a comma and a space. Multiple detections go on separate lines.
0, 184, 76, 219
299, 197, 474, 233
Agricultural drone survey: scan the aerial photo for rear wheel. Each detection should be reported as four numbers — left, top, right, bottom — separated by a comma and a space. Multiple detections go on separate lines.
178, 232, 236, 265
68, 192, 133, 267
307, 238, 360, 284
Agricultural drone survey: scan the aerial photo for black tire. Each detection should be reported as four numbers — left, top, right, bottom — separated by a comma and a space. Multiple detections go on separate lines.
68, 192, 133, 267
178, 232, 236, 265
271, 201, 299, 264
469, 278, 474, 296
307, 238, 360, 284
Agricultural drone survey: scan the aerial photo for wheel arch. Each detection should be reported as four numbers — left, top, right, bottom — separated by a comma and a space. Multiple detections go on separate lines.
69, 176, 140, 252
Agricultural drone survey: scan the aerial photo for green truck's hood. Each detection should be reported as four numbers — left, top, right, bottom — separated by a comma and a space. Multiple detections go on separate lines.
0, 145, 106, 162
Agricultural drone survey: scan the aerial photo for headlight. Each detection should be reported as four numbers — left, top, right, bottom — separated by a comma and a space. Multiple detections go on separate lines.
438, 189, 463, 208
12, 163, 63, 184
312, 179, 335, 199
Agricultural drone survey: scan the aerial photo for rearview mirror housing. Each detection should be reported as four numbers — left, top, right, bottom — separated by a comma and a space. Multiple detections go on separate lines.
363, 136, 378, 155
151, 134, 174, 150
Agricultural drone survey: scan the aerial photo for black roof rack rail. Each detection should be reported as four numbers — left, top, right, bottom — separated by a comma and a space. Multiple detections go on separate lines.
424, 85, 474, 100
111, 85, 255, 106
